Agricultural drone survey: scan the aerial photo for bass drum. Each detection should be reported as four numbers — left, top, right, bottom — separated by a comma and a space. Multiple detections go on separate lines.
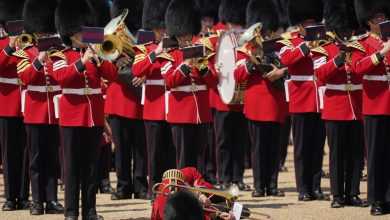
215, 31, 246, 105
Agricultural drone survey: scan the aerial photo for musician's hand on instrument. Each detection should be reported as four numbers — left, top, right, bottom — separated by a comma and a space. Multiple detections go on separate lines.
37, 51, 48, 63
132, 76, 146, 87
219, 212, 236, 220
265, 65, 286, 82
155, 41, 163, 55
198, 194, 211, 207
9, 36, 17, 48
81, 47, 95, 64
380, 40, 390, 56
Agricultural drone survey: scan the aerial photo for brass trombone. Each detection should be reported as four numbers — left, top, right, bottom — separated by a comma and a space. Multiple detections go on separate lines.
152, 183, 271, 220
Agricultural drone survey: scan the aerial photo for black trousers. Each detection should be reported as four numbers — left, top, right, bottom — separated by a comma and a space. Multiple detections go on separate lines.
0, 117, 29, 201
108, 115, 147, 195
26, 124, 60, 202
202, 122, 217, 181
96, 143, 112, 186
292, 113, 326, 194
214, 111, 249, 183
279, 116, 291, 168
62, 126, 102, 218
248, 120, 281, 191
365, 115, 390, 204
171, 123, 207, 169
144, 120, 176, 192
326, 120, 364, 197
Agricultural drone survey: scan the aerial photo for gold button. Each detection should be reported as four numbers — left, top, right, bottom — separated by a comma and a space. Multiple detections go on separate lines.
345, 84, 352, 91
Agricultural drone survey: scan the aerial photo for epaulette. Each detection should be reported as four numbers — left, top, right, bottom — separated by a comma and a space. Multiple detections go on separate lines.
347, 41, 365, 53
236, 46, 251, 56
134, 44, 149, 54
276, 39, 293, 48
12, 49, 29, 59
16, 58, 31, 73
280, 31, 293, 40
157, 52, 174, 62
49, 50, 66, 60
311, 46, 328, 57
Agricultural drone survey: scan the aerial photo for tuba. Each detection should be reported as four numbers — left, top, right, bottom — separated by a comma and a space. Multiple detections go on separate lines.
97, 9, 136, 61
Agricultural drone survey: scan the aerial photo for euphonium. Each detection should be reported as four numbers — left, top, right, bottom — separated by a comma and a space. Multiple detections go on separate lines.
97, 9, 136, 61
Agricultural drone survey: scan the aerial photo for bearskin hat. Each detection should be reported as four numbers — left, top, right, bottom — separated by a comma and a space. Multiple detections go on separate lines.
354, 0, 390, 27
324, 0, 359, 36
164, 191, 204, 220
246, 0, 279, 32
112, 0, 143, 33
22, 0, 57, 34
218, 0, 249, 26
288, 0, 323, 26
195, 0, 220, 21
55, 0, 99, 46
0, 0, 25, 24
142, 0, 170, 30
165, 0, 201, 37
273, 0, 289, 28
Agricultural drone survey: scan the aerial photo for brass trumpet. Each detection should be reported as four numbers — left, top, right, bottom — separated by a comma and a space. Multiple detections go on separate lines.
16, 33, 34, 48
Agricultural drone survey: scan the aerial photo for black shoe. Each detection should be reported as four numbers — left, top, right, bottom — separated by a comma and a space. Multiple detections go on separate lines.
2, 200, 17, 211
298, 193, 314, 201
344, 196, 368, 207
134, 191, 149, 200
371, 202, 386, 216
251, 189, 265, 197
99, 185, 114, 194
30, 202, 44, 215
17, 200, 31, 210
331, 197, 344, 208
45, 201, 64, 214
279, 166, 288, 172
266, 189, 285, 197
65, 216, 78, 220
313, 190, 330, 201
236, 182, 251, 191
111, 192, 131, 200
84, 214, 104, 220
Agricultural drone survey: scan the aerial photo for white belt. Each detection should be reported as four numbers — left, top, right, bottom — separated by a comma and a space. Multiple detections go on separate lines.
363, 75, 390, 81
27, 85, 61, 93
170, 85, 207, 92
0, 77, 20, 85
145, 79, 165, 86
290, 75, 316, 81
326, 84, 363, 91
62, 88, 102, 95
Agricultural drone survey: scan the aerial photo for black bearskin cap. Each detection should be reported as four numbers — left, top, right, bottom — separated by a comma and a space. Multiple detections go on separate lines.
288, 0, 324, 25
246, 0, 280, 32
0, 0, 25, 24
218, 0, 249, 26
142, 0, 170, 30
23, 0, 57, 34
165, 0, 201, 37
112, 0, 143, 33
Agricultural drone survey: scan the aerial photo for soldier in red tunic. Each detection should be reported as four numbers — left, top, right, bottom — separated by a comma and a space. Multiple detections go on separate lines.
213, 0, 251, 192
235, 0, 288, 198
54, 0, 117, 219
0, 0, 31, 211
194, 0, 221, 184
162, 0, 218, 170
350, 0, 390, 215
104, 0, 148, 201
132, 0, 176, 196
16, 0, 64, 215
313, 0, 367, 209
279, 0, 327, 201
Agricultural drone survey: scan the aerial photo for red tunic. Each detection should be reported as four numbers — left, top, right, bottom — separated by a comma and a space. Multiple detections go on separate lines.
104, 67, 143, 120
234, 49, 286, 123
18, 46, 62, 124
313, 43, 363, 120
51, 48, 117, 127
350, 34, 390, 116
279, 32, 320, 113
162, 49, 217, 124
151, 167, 213, 220
0, 38, 23, 117
132, 43, 170, 121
